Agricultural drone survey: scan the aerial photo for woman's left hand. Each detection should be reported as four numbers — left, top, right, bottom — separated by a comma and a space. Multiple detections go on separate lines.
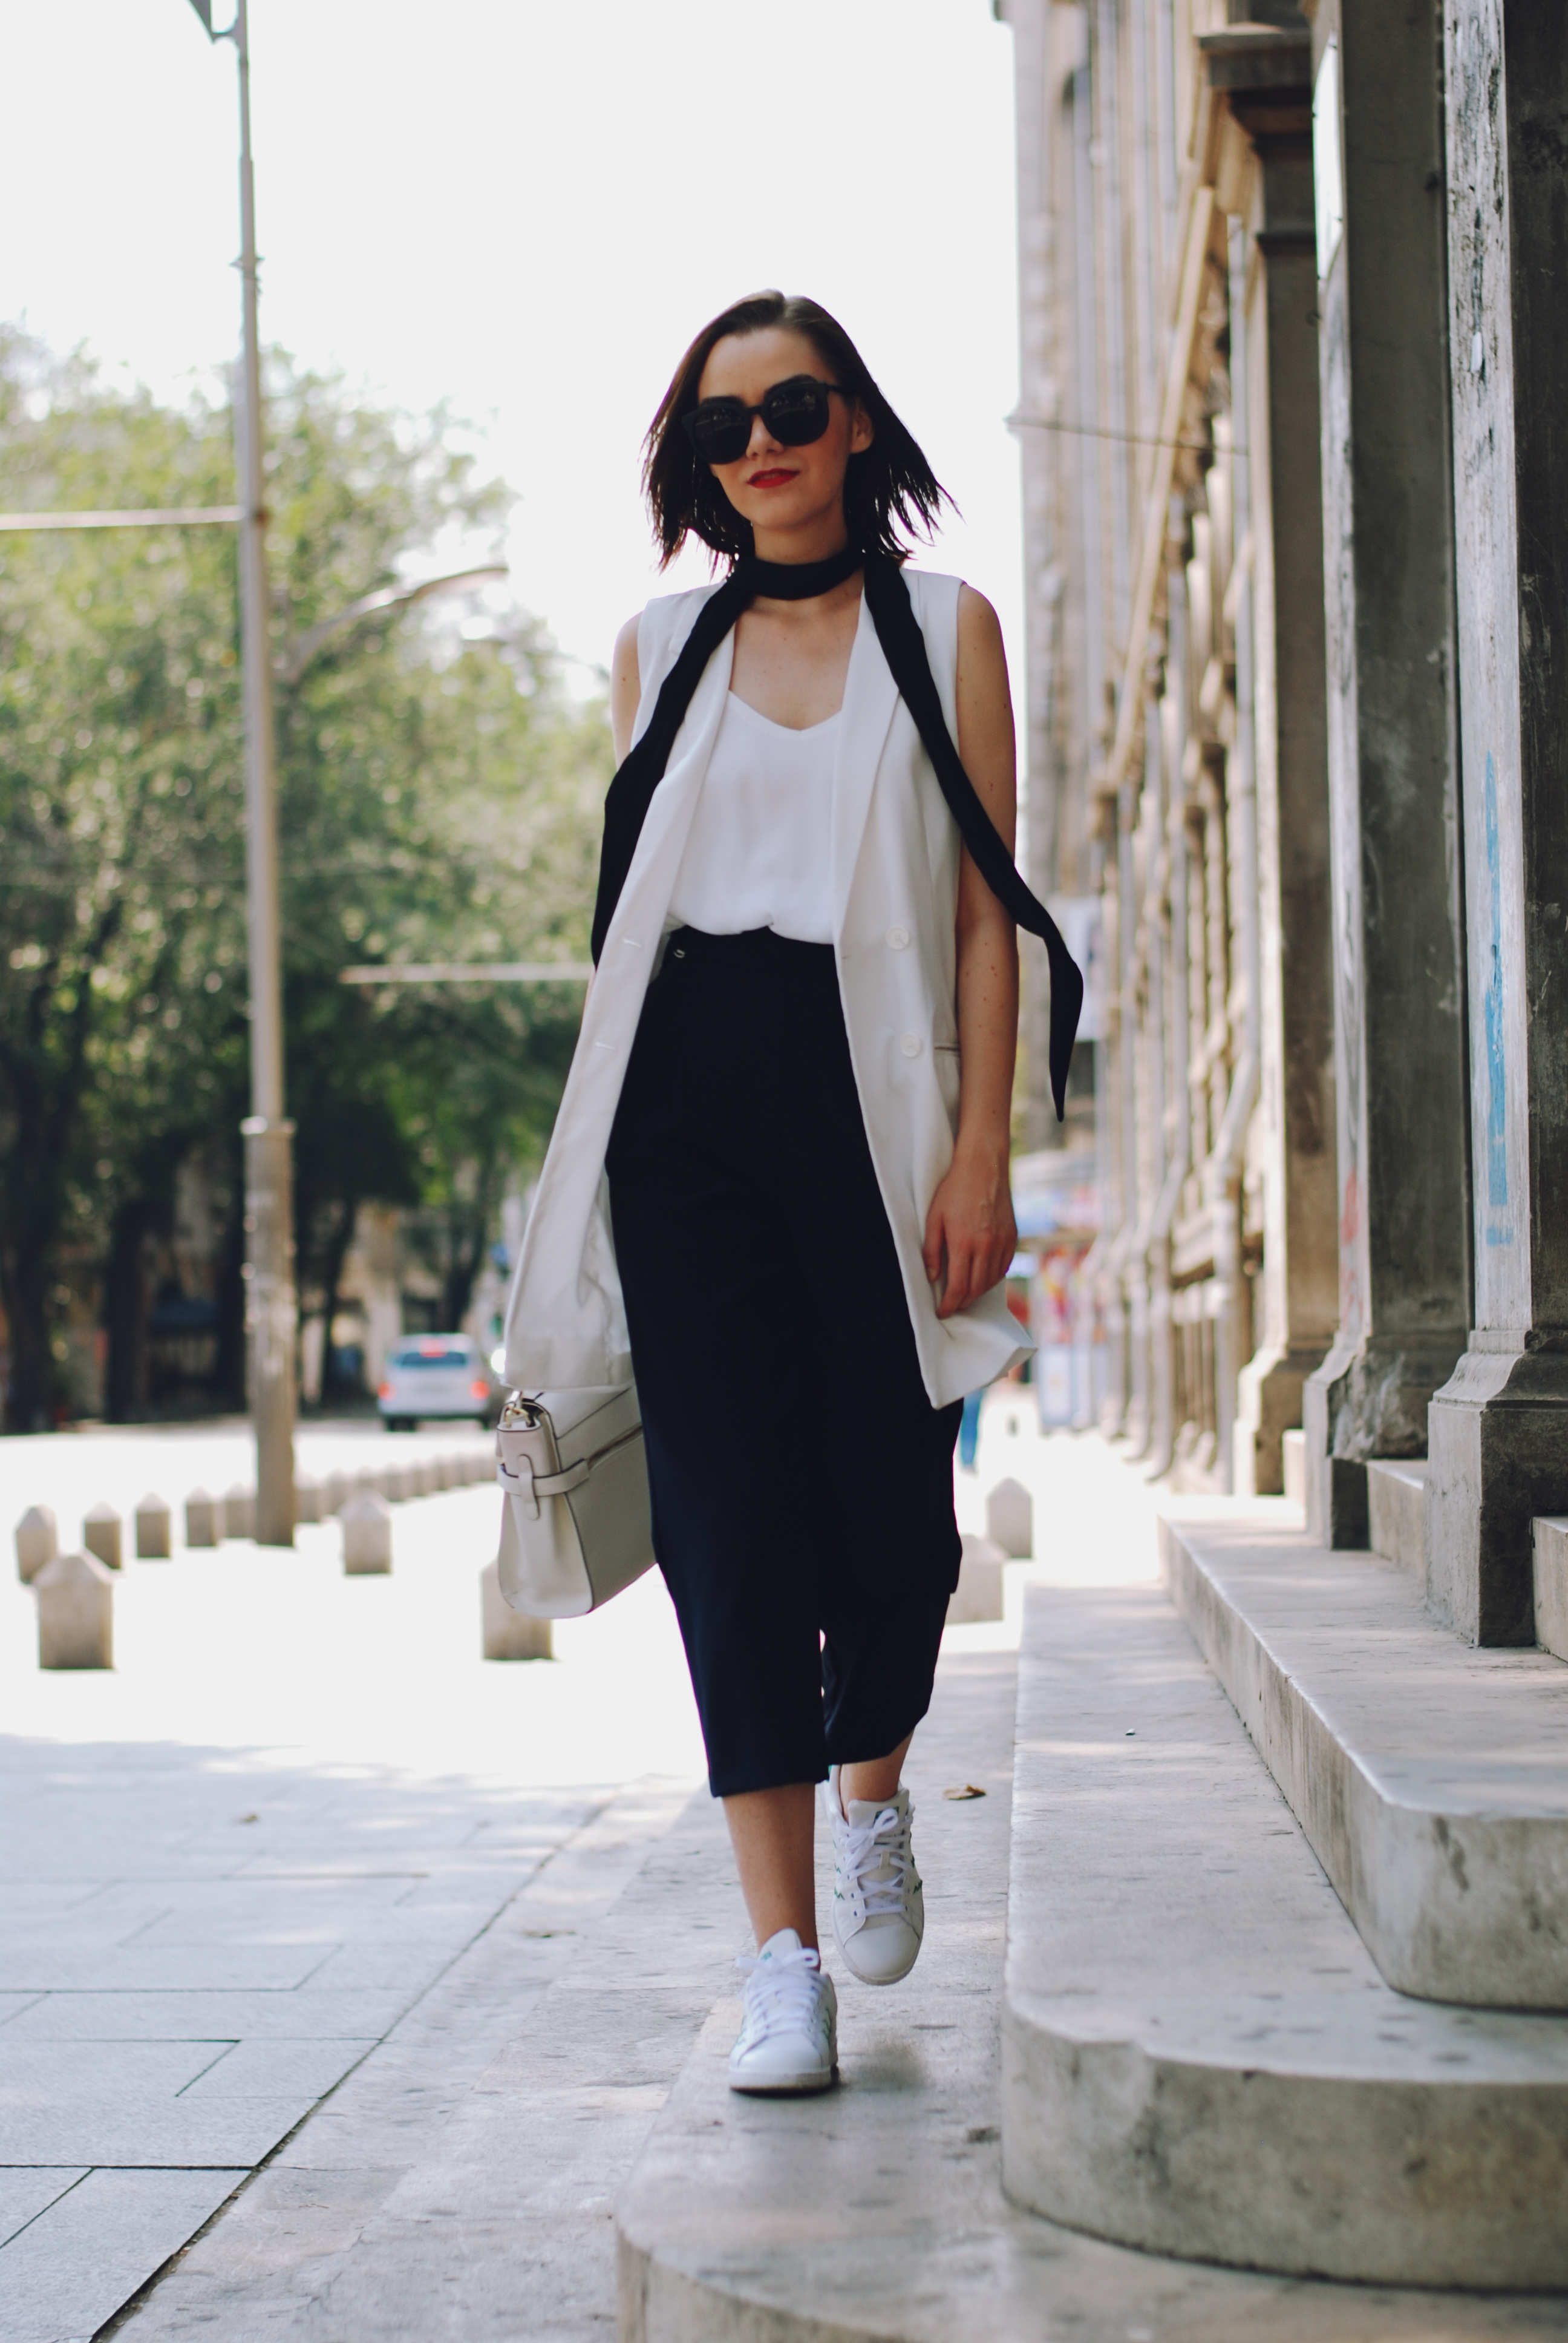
922, 1139, 1018, 1319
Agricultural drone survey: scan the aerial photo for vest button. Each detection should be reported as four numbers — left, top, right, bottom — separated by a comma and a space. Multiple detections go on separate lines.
886, 925, 910, 951
900, 1034, 923, 1059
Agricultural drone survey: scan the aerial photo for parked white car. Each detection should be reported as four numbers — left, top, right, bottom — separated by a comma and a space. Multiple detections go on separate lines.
377, 1334, 495, 1430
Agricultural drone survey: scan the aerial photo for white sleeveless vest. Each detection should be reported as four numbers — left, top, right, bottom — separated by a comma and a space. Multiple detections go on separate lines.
501, 569, 1029, 1411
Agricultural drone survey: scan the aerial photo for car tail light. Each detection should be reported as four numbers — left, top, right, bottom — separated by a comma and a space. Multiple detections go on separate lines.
378, 1382, 392, 1400
470, 1378, 489, 1399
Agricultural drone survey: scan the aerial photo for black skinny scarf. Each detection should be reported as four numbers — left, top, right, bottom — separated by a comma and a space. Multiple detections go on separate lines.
590, 549, 1085, 1122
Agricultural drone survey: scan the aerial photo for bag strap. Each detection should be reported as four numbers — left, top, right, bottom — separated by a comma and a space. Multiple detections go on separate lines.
589, 556, 1085, 1121
590, 573, 747, 965
859, 558, 1083, 1122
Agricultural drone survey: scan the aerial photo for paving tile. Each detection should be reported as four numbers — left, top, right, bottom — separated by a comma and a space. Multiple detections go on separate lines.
0, 1994, 44, 2032
227, 1845, 552, 1881
0, 1988, 416, 2043
177, 2037, 376, 2100
0, 1886, 109, 1922
0, 1945, 332, 1994
292, 1942, 483, 1993
0, 1888, 188, 1954
0, 2165, 246, 2343
0, 2039, 229, 2134
158, 2163, 403, 2285
106, 1875, 424, 1947
0, 2169, 88, 2251
0, 2095, 316, 2166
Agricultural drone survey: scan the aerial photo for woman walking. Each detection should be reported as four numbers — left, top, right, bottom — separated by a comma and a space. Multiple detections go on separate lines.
503, 291, 1080, 2096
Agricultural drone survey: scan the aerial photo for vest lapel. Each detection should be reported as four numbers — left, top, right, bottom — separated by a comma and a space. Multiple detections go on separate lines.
601, 613, 734, 954
830, 588, 901, 939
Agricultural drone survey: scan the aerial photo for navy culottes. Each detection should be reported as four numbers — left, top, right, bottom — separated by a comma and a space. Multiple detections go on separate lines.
606, 925, 962, 1798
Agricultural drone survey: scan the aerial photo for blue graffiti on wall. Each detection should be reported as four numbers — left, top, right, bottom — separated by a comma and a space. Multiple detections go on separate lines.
1484, 749, 1508, 1215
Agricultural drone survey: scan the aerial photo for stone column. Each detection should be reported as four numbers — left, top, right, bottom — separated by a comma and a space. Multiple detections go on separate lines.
1096, 868, 1131, 1438
1136, 695, 1171, 1473
1120, 765, 1152, 1458
1146, 562, 1193, 1480
1005, 0, 1069, 1153
1301, 0, 1471, 1545
1426, 0, 1568, 1644
1230, 88, 1339, 1496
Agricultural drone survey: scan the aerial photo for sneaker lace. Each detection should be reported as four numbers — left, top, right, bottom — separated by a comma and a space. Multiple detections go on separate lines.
840, 1803, 915, 1919
736, 1942, 825, 2039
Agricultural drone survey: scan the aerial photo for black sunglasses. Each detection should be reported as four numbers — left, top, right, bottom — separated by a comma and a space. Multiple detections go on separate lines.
682, 375, 849, 468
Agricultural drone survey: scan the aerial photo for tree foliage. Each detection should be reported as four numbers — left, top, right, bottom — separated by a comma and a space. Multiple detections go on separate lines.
0, 329, 607, 1428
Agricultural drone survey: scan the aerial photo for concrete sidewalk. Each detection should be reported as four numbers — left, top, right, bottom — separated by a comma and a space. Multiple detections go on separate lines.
1, 1430, 707, 2342
111, 1780, 730, 2341
0, 1403, 1321, 2341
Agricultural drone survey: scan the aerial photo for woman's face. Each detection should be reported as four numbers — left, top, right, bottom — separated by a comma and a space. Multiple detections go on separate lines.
695, 325, 873, 545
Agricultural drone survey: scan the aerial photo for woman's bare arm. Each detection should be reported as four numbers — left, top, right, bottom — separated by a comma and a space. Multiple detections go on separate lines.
921, 585, 1020, 1320
610, 615, 642, 764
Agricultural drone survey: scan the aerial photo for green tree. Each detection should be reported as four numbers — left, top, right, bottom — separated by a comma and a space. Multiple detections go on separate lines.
0, 329, 608, 1429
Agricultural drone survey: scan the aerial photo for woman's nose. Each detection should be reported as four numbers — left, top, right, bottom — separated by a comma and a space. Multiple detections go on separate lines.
745, 410, 782, 458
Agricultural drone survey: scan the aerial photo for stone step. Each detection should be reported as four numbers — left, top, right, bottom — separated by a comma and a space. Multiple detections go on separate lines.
618, 1612, 1568, 2333
1282, 1423, 1306, 1506
1004, 1581, 1568, 2290
1159, 1501, 1568, 2008
1535, 1515, 1568, 1662
1367, 1456, 1428, 1573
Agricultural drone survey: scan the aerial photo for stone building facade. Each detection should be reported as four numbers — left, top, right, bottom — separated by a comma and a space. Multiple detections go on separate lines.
999, 0, 1568, 1646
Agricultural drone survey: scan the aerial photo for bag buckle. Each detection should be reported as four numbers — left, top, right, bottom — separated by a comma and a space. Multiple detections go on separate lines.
497, 1391, 552, 1519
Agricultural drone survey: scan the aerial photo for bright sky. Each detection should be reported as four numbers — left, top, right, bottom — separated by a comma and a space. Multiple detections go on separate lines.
0, 0, 1024, 698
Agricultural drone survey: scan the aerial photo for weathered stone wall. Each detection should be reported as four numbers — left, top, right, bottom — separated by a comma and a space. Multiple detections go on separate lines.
1427, 0, 1568, 1643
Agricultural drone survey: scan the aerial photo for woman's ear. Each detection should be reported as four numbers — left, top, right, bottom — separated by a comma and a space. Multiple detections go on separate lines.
849, 400, 875, 456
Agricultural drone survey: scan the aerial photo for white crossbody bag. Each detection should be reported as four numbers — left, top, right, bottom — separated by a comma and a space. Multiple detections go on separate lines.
494, 1384, 655, 1617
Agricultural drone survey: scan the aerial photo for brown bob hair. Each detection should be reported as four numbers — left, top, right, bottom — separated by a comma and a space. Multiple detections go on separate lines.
642, 290, 950, 568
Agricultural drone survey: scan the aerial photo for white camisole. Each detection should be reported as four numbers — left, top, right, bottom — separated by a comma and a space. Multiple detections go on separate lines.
666, 690, 841, 946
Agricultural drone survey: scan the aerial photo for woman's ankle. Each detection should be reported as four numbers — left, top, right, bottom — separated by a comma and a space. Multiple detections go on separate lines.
837, 1735, 913, 1809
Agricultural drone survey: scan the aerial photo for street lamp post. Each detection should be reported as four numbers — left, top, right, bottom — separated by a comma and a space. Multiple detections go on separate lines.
188, 0, 295, 1544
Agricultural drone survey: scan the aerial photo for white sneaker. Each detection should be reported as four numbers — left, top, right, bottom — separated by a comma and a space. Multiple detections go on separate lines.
728, 1927, 838, 2096
820, 1777, 925, 1986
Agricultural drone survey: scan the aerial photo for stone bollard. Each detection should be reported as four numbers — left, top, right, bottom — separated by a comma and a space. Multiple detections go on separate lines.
294, 1473, 323, 1526
36, 1550, 114, 1669
947, 1533, 1007, 1625
341, 1493, 393, 1575
404, 1458, 430, 1498
134, 1495, 172, 1560
318, 1469, 349, 1518
15, 1504, 59, 1585
221, 1484, 255, 1542
985, 1476, 1033, 1560
83, 1501, 124, 1571
185, 1489, 219, 1548
480, 1558, 552, 1659
425, 1453, 449, 1492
